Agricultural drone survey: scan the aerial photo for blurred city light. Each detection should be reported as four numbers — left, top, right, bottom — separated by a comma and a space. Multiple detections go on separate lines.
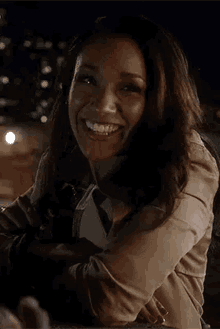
41, 115, 48, 123
30, 111, 38, 119
45, 41, 53, 49
0, 116, 6, 124
0, 98, 7, 107
0, 42, 6, 50
5, 132, 16, 144
41, 100, 48, 108
40, 80, 49, 88
57, 56, 65, 66
0, 76, 9, 84
58, 41, 66, 49
23, 40, 32, 48
42, 66, 52, 74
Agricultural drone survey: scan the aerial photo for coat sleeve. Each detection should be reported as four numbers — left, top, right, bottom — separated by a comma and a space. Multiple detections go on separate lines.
52, 138, 219, 326
0, 149, 50, 277
0, 185, 40, 275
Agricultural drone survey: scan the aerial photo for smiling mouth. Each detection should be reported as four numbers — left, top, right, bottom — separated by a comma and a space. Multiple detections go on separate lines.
81, 120, 124, 139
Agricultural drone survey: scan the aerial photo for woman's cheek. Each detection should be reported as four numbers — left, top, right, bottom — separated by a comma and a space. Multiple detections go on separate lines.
72, 90, 92, 109
124, 99, 145, 126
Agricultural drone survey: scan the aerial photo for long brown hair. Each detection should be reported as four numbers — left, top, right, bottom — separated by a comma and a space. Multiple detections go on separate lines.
40, 15, 220, 247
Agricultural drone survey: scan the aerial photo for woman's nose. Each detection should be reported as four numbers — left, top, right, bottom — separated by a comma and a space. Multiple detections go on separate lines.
96, 85, 117, 114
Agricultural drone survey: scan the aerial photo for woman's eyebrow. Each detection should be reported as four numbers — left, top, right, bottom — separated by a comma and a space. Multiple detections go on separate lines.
78, 64, 146, 82
120, 72, 146, 83
80, 63, 99, 72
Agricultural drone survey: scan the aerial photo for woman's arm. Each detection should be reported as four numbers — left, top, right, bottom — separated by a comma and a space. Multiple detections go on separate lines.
48, 139, 219, 326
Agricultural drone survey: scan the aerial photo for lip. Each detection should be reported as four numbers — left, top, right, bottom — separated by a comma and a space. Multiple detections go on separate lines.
81, 119, 124, 141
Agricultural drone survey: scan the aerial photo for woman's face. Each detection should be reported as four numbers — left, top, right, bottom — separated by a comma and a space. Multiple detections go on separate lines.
68, 35, 147, 163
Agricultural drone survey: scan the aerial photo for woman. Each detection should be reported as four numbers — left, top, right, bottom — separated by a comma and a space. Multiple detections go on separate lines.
0, 15, 219, 329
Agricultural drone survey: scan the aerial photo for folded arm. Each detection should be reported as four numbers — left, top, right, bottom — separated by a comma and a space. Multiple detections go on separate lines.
50, 141, 220, 326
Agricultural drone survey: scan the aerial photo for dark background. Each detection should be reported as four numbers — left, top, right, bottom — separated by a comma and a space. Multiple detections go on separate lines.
2, 1, 220, 95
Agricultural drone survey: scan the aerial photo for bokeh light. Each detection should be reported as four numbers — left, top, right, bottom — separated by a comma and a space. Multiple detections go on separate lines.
23, 40, 32, 47
5, 131, 16, 144
45, 41, 52, 49
42, 66, 52, 74
40, 115, 48, 123
0, 41, 6, 50
41, 100, 48, 108
40, 80, 49, 88
0, 76, 9, 84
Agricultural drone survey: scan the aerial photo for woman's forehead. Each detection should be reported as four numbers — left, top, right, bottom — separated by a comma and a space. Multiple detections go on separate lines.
74, 35, 146, 78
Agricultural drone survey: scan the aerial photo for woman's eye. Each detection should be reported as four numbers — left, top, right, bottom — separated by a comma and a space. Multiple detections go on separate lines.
76, 75, 96, 85
122, 84, 142, 93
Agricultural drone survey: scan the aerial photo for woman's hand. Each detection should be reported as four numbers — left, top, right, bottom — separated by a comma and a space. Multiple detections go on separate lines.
0, 296, 50, 329
139, 296, 168, 325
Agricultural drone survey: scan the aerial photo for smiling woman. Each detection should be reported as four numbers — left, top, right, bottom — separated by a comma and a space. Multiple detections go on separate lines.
68, 36, 147, 164
0, 15, 219, 329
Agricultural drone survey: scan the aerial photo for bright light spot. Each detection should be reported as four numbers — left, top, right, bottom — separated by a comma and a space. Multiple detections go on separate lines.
42, 66, 52, 74
1, 76, 9, 84
41, 80, 49, 88
0, 42, 5, 50
41, 100, 48, 108
5, 132, 16, 144
23, 40, 32, 47
41, 115, 48, 123
45, 41, 52, 49
59, 83, 62, 89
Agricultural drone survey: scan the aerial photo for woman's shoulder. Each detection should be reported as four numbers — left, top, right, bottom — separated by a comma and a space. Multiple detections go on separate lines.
188, 130, 219, 174
188, 129, 205, 146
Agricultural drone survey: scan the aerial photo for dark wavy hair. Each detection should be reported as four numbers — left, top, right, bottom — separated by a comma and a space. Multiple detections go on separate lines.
41, 15, 220, 253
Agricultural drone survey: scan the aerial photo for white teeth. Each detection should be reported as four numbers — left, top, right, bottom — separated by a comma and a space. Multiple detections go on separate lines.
85, 120, 120, 134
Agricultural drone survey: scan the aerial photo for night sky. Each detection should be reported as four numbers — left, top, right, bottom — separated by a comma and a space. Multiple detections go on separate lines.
1, 1, 220, 104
